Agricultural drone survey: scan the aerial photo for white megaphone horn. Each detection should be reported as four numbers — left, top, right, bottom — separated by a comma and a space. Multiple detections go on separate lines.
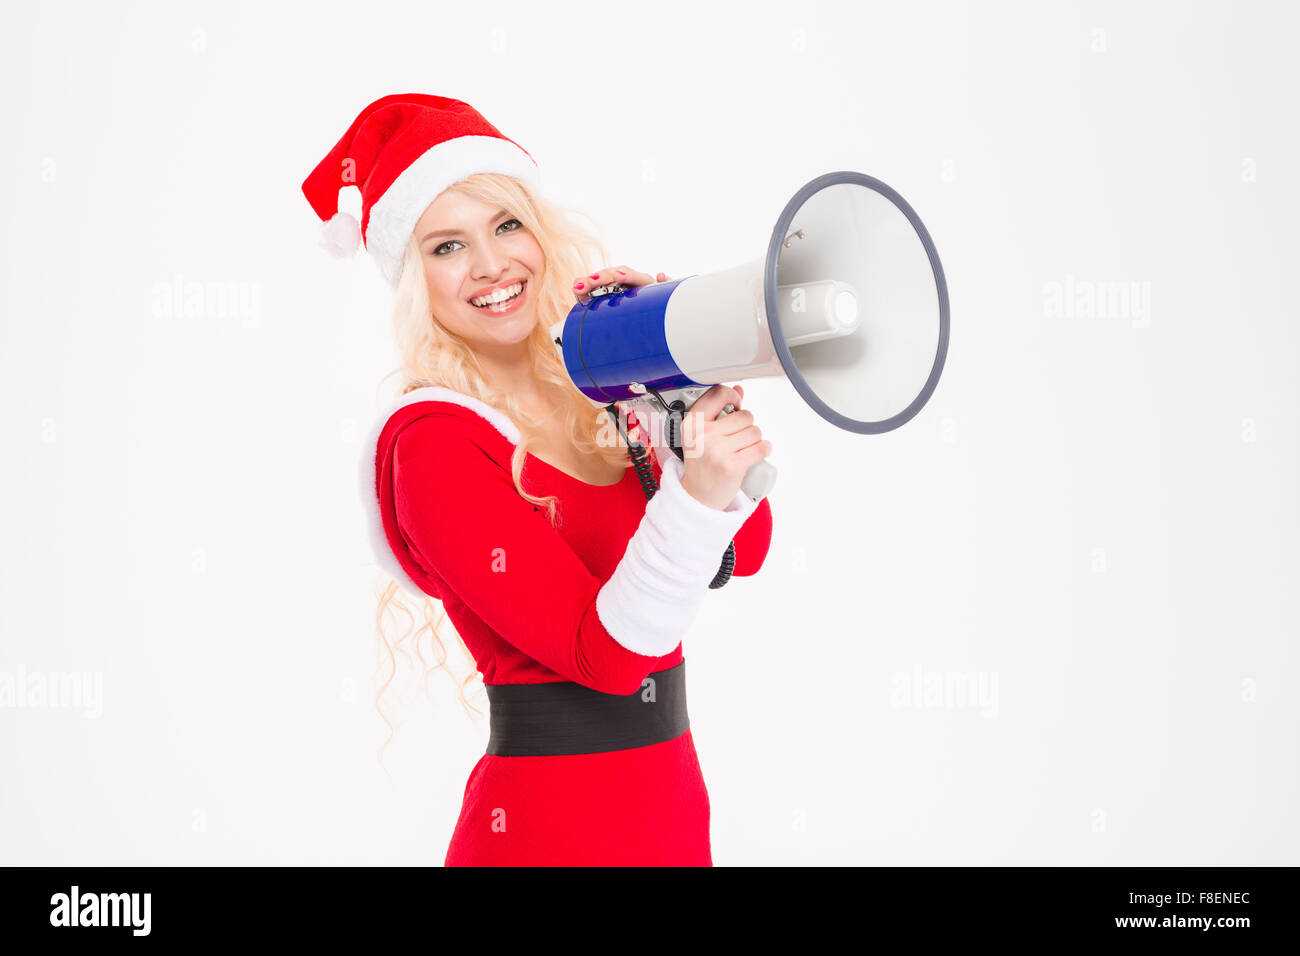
549, 170, 951, 502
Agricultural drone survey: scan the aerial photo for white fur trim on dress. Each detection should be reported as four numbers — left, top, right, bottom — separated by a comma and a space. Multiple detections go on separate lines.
358, 385, 522, 595
364, 135, 542, 288
596, 453, 758, 657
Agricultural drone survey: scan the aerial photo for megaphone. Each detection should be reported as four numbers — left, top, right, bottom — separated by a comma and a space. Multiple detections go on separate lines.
549, 170, 950, 502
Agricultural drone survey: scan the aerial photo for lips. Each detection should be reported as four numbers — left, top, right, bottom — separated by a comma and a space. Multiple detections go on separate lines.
468, 279, 528, 314
468, 278, 526, 307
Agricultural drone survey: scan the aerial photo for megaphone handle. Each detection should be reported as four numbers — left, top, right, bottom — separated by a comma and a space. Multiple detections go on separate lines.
741, 459, 777, 502
607, 399, 737, 590
717, 403, 777, 502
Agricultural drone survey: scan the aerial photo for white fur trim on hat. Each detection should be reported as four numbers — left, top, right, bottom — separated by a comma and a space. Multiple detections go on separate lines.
320, 211, 361, 258
364, 135, 542, 288
357, 386, 521, 595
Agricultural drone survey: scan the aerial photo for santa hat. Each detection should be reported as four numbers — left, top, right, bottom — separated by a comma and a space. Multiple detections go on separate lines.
301, 93, 542, 287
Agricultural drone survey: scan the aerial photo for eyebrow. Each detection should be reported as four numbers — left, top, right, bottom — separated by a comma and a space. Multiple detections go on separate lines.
420, 208, 514, 243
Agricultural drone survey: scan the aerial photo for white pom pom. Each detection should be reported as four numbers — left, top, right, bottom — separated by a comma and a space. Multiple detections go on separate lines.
319, 211, 361, 258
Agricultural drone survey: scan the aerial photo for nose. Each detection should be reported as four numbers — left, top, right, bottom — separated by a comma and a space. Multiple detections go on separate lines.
470, 235, 511, 280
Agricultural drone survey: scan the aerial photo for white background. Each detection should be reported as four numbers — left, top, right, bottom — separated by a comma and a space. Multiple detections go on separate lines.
1, 0, 1295, 865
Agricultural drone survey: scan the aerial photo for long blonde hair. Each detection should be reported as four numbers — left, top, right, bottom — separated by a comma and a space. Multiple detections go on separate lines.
370, 172, 625, 763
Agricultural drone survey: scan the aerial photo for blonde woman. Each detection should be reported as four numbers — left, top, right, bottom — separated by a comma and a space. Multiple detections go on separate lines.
303, 94, 774, 865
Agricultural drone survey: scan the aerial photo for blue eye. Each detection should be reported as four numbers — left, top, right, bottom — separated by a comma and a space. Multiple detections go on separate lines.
430, 219, 523, 256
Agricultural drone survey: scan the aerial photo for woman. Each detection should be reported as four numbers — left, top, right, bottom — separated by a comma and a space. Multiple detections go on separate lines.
303, 94, 774, 865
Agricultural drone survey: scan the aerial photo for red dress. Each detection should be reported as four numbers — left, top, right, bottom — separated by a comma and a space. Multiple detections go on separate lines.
366, 388, 773, 866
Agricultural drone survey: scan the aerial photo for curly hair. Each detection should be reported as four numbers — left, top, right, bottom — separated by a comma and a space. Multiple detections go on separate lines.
369, 172, 625, 768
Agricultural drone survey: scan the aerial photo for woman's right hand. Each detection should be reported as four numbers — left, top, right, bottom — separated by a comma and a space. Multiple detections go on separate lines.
677, 384, 772, 511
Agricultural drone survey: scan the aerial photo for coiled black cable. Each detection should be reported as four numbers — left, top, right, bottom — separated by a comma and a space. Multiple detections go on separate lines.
604, 404, 735, 589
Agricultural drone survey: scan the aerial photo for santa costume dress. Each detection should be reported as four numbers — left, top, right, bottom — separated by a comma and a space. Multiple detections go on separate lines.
362, 387, 773, 865
303, 94, 773, 864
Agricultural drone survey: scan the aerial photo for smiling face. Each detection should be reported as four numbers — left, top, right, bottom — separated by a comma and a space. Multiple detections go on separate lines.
413, 188, 545, 358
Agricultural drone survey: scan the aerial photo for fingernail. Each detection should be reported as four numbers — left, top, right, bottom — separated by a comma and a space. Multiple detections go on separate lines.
617, 270, 626, 275
589, 273, 599, 279
574, 282, 584, 289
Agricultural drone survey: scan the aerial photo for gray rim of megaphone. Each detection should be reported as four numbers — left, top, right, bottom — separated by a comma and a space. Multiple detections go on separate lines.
764, 170, 951, 435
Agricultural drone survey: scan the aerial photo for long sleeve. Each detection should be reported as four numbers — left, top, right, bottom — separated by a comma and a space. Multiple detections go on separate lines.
391, 414, 759, 696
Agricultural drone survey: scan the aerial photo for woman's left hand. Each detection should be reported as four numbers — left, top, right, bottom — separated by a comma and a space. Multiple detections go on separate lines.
573, 266, 670, 304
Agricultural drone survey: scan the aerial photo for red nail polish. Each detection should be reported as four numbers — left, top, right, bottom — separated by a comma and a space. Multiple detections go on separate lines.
575, 282, 584, 289
617, 270, 626, 275
589, 274, 599, 279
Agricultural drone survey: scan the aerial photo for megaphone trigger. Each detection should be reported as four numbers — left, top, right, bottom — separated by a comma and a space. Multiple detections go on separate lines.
608, 395, 667, 466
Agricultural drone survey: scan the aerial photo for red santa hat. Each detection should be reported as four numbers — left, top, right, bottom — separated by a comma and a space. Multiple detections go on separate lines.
302, 93, 542, 287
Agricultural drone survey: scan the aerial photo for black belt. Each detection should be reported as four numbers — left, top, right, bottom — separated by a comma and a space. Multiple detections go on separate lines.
484, 659, 690, 756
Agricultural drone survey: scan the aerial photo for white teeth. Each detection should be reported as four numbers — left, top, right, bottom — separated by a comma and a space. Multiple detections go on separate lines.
470, 282, 524, 307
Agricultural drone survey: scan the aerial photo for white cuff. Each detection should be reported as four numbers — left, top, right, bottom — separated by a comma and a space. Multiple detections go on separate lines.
595, 455, 758, 657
